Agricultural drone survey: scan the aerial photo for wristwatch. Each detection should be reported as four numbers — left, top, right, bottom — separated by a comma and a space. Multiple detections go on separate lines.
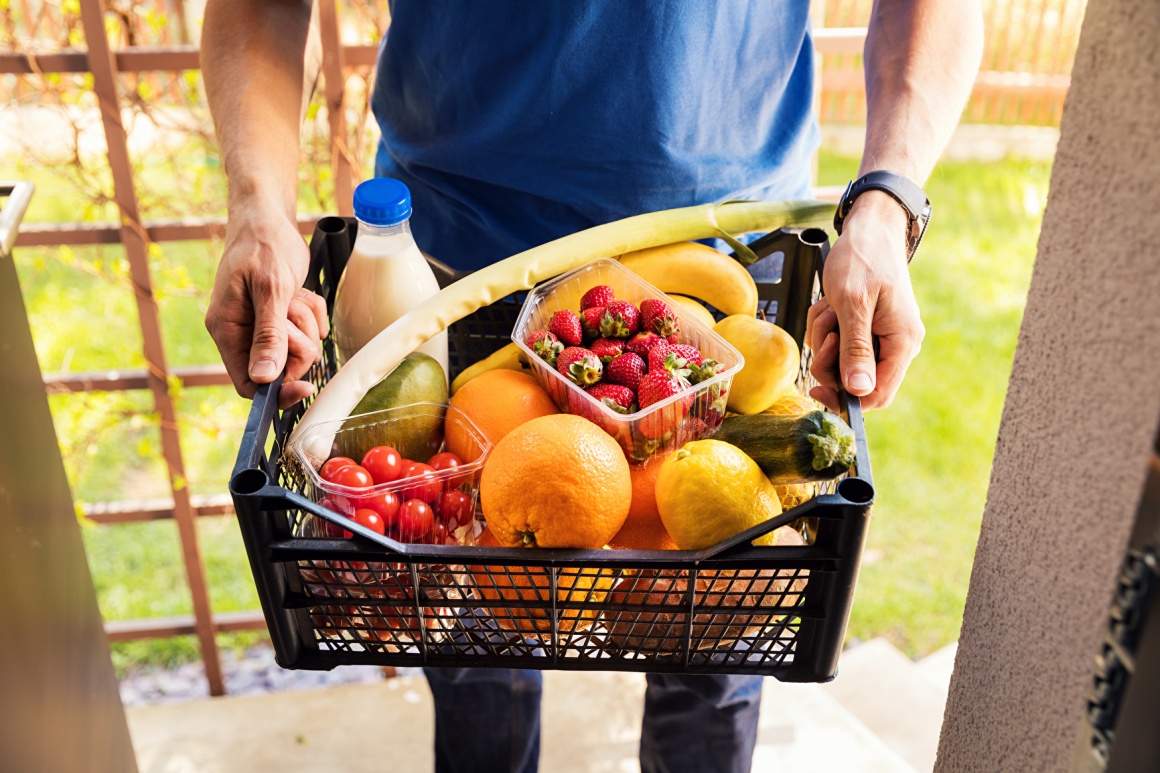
834, 171, 932, 262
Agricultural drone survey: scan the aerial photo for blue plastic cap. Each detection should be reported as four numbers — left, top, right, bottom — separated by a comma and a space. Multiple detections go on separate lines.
353, 178, 412, 226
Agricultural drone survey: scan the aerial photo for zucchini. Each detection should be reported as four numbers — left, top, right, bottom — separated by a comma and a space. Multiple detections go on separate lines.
713, 411, 857, 484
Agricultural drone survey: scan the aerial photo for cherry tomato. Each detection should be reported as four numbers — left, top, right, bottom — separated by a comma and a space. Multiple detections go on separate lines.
328, 464, 374, 490
320, 496, 355, 515
399, 462, 442, 503
436, 490, 474, 528
350, 508, 386, 536
318, 497, 347, 538
320, 456, 357, 482
428, 521, 450, 546
397, 499, 434, 542
357, 491, 400, 530
361, 446, 403, 485
428, 452, 469, 488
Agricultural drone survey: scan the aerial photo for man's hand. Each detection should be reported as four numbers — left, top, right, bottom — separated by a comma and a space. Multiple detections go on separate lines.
808, 0, 980, 409
205, 204, 328, 409
202, 0, 321, 408
805, 192, 924, 411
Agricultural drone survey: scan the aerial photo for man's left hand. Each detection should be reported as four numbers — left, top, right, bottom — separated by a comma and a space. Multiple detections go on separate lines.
805, 191, 925, 411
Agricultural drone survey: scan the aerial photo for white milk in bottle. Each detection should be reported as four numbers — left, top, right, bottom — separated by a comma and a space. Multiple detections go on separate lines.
332, 178, 449, 379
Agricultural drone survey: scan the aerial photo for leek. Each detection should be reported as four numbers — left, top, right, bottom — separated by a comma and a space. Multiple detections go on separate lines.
290, 199, 834, 467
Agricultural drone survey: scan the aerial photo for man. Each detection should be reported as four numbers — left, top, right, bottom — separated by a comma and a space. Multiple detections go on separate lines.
202, 3, 982, 771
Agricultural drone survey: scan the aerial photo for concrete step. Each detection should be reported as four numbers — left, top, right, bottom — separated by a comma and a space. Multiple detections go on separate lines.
916, 642, 958, 696
755, 679, 917, 773
128, 669, 916, 773
822, 639, 948, 773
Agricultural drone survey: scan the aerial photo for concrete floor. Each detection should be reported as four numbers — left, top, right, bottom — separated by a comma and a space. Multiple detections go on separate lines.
128, 670, 914, 773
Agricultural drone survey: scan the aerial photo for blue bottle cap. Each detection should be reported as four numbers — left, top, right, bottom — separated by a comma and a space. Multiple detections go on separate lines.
353, 178, 412, 226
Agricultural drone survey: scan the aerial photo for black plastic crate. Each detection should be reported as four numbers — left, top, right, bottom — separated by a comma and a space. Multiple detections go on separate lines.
230, 217, 873, 682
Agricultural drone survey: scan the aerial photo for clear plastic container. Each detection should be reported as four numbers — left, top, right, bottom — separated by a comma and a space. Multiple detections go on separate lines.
288, 402, 491, 648
512, 259, 744, 464
289, 402, 490, 546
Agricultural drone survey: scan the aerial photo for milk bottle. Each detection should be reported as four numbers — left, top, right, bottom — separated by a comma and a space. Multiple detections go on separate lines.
332, 178, 449, 379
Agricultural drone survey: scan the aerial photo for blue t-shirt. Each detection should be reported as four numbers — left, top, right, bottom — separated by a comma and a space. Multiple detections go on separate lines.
373, 1, 818, 271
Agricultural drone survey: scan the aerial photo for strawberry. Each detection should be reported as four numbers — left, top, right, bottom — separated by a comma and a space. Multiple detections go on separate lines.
599, 300, 640, 338
605, 352, 647, 392
625, 331, 662, 357
703, 386, 728, 428
556, 346, 603, 386
524, 329, 564, 367
586, 383, 636, 414
687, 358, 724, 384
647, 342, 692, 377
637, 369, 692, 409
686, 416, 710, 436
590, 337, 625, 363
548, 309, 583, 346
670, 343, 703, 367
639, 298, 681, 338
636, 369, 693, 440
580, 285, 615, 311
581, 307, 605, 339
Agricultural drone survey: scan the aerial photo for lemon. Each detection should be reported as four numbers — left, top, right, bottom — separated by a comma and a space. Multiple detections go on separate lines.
713, 315, 800, 414
655, 440, 783, 550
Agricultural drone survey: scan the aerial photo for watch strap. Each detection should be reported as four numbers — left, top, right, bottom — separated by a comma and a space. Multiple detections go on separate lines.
834, 171, 932, 262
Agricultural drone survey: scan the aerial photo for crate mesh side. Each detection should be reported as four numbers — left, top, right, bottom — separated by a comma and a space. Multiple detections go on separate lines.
296, 560, 807, 670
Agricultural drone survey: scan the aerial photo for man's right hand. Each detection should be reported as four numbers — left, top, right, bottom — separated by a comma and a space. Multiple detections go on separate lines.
205, 204, 329, 409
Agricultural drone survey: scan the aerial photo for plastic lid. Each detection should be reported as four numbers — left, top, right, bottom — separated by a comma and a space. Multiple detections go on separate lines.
353, 178, 412, 226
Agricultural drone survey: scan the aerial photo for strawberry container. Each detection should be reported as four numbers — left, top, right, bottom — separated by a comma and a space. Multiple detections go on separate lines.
512, 259, 744, 463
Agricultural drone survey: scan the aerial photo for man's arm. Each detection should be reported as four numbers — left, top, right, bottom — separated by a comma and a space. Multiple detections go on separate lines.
807, 0, 984, 410
201, 0, 329, 408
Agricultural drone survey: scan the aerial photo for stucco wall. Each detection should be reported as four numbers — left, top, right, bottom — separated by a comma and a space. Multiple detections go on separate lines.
934, 1, 1160, 770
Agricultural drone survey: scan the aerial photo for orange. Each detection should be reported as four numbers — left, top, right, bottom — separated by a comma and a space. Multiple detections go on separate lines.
447, 369, 558, 459
481, 414, 631, 548
609, 462, 679, 551
469, 529, 613, 634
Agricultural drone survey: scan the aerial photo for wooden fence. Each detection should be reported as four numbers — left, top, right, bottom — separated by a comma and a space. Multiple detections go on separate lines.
819, 0, 1086, 126
1, 0, 1085, 697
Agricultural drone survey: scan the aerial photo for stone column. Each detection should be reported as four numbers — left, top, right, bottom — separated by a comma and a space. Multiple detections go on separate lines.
934, 1, 1160, 770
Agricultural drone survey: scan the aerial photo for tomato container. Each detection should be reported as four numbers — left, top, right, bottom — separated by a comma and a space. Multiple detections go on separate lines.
284, 402, 490, 648
288, 402, 489, 546
230, 217, 874, 681
512, 259, 743, 463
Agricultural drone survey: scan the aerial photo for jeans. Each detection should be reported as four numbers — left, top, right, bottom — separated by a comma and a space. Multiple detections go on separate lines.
424, 668, 763, 773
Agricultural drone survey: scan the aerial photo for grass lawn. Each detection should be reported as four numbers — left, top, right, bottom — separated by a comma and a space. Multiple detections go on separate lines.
7, 149, 1047, 669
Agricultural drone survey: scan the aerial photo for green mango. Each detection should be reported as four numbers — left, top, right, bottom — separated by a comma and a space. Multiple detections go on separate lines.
339, 352, 449, 463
